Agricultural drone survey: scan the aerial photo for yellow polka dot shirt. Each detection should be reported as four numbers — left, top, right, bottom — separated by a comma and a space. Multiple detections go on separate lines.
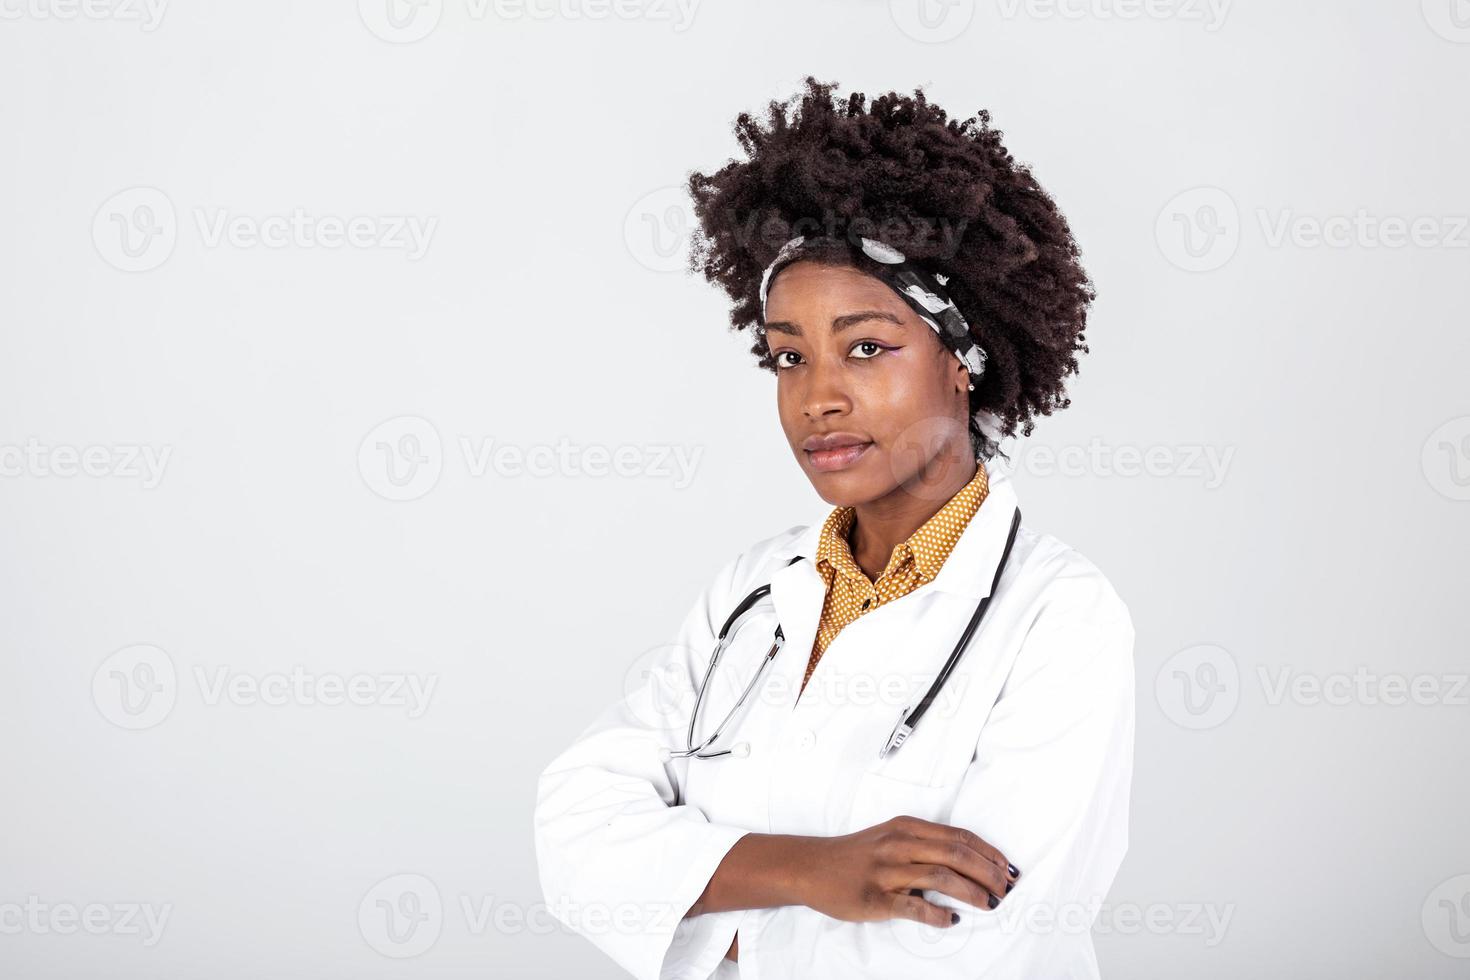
801, 462, 990, 696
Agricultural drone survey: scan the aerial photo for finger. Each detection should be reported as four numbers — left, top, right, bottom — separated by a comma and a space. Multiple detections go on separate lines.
899, 864, 994, 912
886, 892, 959, 929
891, 816, 1017, 882
899, 837, 1010, 905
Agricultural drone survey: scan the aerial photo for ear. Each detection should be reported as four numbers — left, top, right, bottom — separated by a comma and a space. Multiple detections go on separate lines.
953, 358, 972, 393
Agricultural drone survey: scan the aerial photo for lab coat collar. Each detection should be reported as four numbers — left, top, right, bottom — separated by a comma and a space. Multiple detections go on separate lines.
775, 459, 1020, 601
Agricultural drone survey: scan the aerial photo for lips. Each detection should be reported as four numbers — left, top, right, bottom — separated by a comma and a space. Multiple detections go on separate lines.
802, 432, 871, 452
802, 433, 874, 472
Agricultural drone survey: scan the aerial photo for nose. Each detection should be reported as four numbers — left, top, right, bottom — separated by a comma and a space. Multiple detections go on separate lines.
800, 357, 852, 420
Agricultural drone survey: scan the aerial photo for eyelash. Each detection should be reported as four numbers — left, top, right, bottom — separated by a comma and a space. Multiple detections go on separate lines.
772, 341, 890, 371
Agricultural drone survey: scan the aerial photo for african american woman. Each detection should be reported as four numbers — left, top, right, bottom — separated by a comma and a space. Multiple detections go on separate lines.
534, 77, 1135, 980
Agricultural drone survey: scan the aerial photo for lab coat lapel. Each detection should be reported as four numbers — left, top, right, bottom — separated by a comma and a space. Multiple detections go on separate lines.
925, 460, 1020, 600
765, 512, 827, 707
762, 462, 1021, 718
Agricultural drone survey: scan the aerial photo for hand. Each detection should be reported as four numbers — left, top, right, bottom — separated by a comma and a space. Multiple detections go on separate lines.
798, 815, 1019, 928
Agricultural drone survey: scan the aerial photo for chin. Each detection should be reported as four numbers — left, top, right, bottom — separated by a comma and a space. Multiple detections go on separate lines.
802, 462, 880, 506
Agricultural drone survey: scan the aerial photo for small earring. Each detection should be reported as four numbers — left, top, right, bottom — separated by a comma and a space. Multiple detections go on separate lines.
967, 382, 975, 391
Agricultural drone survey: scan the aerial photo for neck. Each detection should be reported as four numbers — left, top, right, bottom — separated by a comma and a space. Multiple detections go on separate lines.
847, 450, 979, 582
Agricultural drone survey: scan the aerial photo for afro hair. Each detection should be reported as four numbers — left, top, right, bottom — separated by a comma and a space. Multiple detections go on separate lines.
685, 75, 1096, 460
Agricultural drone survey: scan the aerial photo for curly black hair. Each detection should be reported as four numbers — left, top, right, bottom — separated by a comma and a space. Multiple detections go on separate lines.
685, 75, 1095, 460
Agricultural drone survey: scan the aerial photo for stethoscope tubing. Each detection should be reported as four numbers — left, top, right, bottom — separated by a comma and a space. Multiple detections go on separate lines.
898, 505, 1022, 736
669, 506, 1021, 761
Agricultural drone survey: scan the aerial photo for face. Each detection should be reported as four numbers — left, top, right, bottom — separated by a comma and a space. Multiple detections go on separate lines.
762, 259, 974, 507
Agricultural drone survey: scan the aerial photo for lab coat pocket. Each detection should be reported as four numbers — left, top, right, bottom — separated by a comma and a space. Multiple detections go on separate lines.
844, 715, 976, 833
846, 767, 959, 833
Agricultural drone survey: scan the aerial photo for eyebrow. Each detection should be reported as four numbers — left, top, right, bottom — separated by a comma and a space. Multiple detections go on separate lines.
761, 309, 904, 337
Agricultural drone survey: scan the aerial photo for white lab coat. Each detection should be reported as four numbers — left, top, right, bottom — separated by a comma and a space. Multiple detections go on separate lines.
534, 461, 1135, 980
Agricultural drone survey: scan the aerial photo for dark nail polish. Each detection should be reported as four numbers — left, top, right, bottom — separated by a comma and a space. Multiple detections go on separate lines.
909, 888, 923, 897
988, 894, 999, 910
1007, 863, 1021, 878
1005, 880, 1014, 894
950, 911, 960, 924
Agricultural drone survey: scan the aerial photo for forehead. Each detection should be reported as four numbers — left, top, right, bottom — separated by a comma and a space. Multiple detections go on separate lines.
763, 260, 911, 320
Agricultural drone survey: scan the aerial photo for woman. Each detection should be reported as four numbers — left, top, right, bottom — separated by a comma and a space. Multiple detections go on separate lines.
534, 77, 1134, 980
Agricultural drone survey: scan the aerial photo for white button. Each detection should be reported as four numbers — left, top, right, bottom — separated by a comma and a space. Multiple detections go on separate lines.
794, 729, 816, 751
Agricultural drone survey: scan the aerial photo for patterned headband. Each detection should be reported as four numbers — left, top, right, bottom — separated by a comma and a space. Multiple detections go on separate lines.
756, 234, 989, 381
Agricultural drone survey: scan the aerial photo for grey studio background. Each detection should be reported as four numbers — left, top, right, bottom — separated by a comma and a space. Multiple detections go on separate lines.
1, 1, 1467, 977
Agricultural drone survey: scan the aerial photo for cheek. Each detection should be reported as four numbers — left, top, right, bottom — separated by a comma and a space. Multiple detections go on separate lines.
864, 358, 963, 455
774, 379, 805, 438
774, 377, 795, 416
861, 357, 947, 426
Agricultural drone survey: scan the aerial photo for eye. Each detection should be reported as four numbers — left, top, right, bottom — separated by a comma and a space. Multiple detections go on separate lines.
772, 342, 891, 370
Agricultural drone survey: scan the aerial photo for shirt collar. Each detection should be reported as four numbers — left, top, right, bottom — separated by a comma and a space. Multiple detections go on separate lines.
779, 458, 1020, 600
813, 464, 989, 587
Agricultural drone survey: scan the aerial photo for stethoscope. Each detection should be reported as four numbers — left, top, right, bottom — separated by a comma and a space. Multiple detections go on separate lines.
662, 505, 1022, 763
